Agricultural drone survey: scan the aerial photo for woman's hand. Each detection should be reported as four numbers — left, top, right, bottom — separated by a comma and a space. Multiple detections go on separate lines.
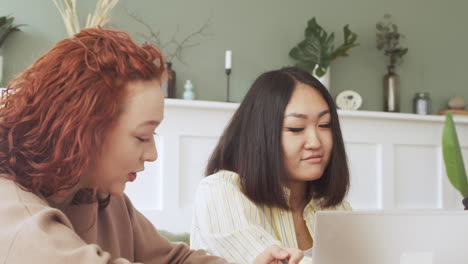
252, 245, 304, 264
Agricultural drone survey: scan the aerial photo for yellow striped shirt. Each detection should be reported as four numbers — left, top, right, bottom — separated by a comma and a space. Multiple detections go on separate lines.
190, 170, 351, 264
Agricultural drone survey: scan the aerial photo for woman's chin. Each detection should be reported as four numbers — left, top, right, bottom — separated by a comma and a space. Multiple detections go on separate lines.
296, 169, 324, 182
99, 184, 126, 196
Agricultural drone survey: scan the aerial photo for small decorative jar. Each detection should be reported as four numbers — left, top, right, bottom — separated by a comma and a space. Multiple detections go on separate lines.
413, 92, 431, 115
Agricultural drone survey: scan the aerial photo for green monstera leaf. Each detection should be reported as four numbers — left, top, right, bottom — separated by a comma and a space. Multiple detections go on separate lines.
442, 111, 468, 198
289, 17, 358, 77
330, 25, 359, 60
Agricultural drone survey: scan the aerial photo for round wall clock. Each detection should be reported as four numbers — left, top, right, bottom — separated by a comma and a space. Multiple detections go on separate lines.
335, 90, 362, 110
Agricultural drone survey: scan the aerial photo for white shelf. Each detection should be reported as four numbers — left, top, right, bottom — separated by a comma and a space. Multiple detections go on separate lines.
165, 99, 468, 124
165, 98, 239, 111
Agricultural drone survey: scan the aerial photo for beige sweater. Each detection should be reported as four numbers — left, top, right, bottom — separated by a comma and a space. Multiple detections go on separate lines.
0, 177, 227, 264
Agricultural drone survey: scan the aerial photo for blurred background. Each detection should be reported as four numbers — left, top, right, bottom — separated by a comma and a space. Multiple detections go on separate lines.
1, 0, 468, 113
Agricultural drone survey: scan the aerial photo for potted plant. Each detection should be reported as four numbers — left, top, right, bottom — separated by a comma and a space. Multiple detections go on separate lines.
442, 111, 468, 210
376, 14, 408, 112
289, 17, 358, 90
0, 15, 24, 47
0, 15, 25, 84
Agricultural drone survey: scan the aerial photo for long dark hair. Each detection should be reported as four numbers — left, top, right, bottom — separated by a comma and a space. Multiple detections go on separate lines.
205, 67, 349, 209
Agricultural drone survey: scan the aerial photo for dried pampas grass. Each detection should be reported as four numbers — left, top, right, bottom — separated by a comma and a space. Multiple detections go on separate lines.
53, 0, 119, 37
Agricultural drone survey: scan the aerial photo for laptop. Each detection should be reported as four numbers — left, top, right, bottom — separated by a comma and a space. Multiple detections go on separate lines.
311, 211, 468, 264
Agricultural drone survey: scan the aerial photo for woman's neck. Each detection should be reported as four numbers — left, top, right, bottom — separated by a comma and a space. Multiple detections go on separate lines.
47, 177, 88, 210
287, 181, 309, 213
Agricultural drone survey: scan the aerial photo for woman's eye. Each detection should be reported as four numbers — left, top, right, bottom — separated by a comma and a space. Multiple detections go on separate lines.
136, 137, 150, 142
287, 127, 304, 133
319, 123, 332, 128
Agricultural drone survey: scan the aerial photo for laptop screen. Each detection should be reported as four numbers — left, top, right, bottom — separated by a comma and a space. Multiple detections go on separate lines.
311, 211, 468, 264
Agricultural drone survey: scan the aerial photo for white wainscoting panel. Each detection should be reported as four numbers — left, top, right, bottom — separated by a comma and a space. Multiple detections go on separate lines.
179, 136, 218, 209
125, 99, 468, 232
345, 142, 382, 210
393, 144, 441, 209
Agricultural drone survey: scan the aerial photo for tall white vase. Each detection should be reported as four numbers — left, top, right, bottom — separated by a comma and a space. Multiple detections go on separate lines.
313, 66, 330, 91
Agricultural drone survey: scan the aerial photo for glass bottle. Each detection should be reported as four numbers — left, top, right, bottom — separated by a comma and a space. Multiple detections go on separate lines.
413, 92, 431, 115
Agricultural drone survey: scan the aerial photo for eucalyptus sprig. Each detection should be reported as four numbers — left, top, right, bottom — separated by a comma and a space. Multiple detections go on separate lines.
376, 14, 408, 69
289, 17, 358, 77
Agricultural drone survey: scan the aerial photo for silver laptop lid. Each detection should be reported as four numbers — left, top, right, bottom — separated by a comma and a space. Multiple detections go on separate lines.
311, 211, 468, 264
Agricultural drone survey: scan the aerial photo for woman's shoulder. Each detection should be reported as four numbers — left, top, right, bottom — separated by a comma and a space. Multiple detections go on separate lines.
341, 200, 352, 211
195, 170, 251, 203
309, 199, 352, 212
0, 177, 50, 212
200, 170, 241, 187
0, 177, 71, 227
0, 177, 74, 262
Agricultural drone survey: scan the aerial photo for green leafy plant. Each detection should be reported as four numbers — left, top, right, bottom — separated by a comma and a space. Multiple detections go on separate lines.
442, 111, 468, 210
376, 14, 408, 70
0, 15, 25, 47
289, 17, 358, 77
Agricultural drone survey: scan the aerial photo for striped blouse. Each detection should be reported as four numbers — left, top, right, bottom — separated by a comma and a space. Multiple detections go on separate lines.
190, 170, 351, 264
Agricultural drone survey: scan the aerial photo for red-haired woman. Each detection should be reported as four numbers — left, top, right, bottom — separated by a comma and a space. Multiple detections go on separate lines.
0, 28, 303, 264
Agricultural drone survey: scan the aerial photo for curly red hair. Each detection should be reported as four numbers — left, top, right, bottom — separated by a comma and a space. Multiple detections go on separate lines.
0, 28, 166, 199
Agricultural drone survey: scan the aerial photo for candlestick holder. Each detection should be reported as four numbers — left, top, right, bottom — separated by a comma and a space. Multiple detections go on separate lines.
225, 68, 231, 102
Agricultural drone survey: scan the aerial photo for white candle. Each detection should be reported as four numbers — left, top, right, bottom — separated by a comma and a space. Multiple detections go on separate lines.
225, 50, 232, 69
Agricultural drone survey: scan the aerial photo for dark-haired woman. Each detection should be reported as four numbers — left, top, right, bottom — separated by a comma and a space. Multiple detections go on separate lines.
190, 67, 351, 264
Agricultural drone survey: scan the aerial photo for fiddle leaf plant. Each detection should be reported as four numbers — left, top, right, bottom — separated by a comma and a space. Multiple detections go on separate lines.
442, 111, 468, 209
289, 17, 358, 77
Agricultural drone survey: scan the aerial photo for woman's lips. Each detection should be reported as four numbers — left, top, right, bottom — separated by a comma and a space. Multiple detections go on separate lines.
301, 155, 323, 164
128, 172, 137, 182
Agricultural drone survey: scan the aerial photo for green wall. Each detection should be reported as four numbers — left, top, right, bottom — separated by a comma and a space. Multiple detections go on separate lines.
2, 0, 468, 113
